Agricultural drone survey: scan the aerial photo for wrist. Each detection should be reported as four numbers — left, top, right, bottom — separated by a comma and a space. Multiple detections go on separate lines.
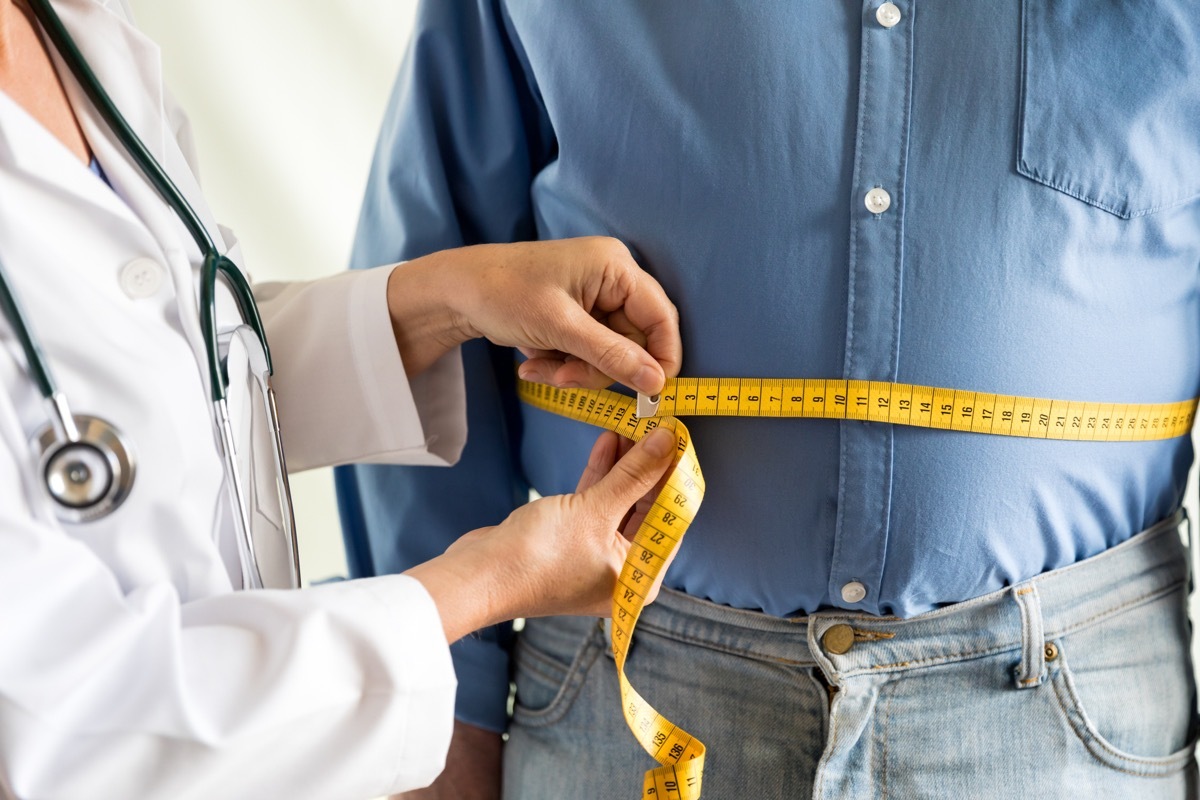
404, 536, 512, 643
385, 255, 475, 378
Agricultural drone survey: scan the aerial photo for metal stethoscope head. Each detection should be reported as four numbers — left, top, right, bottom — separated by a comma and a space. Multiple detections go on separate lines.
0, 277, 136, 522
0, 0, 301, 588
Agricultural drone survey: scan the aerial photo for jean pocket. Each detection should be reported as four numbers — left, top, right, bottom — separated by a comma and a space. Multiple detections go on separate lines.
1017, 0, 1200, 219
511, 616, 604, 727
1049, 584, 1198, 775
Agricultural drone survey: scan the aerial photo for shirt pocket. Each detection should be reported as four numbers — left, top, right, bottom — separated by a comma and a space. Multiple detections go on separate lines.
1017, 0, 1200, 219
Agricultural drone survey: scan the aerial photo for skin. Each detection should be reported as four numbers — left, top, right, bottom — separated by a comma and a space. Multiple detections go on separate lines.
398, 431, 672, 800
0, 0, 90, 165
2, 7, 684, 795
406, 428, 675, 642
388, 237, 681, 396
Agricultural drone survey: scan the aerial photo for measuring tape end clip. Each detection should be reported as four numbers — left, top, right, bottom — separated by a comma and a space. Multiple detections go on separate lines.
637, 392, 661, 419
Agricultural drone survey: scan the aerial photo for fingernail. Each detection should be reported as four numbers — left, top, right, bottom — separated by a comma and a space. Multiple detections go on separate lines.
518, 364, 534, 380
633, 364, 663, 394
643, 427, 674, 458
558, 380, 582, 389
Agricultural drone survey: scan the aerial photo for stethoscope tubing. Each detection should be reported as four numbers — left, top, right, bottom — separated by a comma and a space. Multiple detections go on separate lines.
0, 248, 57, 402
27, 0, 273, 403
4, 1, 300, 589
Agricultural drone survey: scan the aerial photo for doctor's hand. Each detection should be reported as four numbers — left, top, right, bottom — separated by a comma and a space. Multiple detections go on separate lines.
398, 429, 674, 800
404, 426, 676, 643
387, 237, 682, 395
398, 428, 674, 800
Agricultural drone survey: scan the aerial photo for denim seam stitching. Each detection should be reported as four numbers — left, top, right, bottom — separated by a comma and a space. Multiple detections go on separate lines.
853, 628, 896, 641
1044, 579, 1186, 641
514, 640, 573, 684
856, 581, 1185, 677
1050, 659, 1197, 774
879, 678, 896, 800
855, 641, 1014, 674
814, 515, 1178, 630
634, 619, 813, 664
512, 631, 602, 726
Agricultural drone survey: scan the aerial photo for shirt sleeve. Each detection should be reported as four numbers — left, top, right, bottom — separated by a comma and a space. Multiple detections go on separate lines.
335, 0, 555, 733
0, 402, 457, 799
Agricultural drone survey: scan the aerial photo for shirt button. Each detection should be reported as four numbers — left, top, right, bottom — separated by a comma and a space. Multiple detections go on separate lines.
822, 624, 856, 655
864, 187, 892, 215
841, 580, 868, 604
119, 258, 164, 299
876, 2, 902, 28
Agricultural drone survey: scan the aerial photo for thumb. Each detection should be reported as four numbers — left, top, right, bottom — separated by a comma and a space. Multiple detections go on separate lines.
555, 303, 666, 394
582, 427, 676, 515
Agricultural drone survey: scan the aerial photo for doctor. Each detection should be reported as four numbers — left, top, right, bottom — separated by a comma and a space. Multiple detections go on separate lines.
0, 1, 684, 798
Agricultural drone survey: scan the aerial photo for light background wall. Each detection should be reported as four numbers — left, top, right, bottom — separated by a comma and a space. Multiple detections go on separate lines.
127, 0, 421, 583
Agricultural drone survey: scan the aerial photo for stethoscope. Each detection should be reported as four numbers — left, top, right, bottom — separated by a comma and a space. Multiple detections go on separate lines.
0, 0, 300, 588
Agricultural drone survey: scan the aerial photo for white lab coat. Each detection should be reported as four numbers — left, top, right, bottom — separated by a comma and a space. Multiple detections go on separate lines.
0, 1, 469, 797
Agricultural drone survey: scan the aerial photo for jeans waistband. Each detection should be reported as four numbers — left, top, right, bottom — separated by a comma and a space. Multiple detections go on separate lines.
636, 511, 1189, 679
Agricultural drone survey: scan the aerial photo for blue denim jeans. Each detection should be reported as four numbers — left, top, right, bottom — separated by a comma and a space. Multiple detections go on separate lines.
504, 515, 1199, 798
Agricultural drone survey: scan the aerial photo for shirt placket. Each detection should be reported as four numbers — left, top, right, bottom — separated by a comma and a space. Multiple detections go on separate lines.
829, 0, 914, 612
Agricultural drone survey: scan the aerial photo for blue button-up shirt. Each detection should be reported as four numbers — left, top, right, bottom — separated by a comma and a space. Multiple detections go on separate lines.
337, 0, 1200, 731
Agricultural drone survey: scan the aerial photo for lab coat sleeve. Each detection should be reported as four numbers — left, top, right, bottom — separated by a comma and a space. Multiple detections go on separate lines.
0, 408, 457, 798
253, 264, 467, 473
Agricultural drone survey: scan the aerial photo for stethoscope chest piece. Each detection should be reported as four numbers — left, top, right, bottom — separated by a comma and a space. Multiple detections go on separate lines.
35, 414, 135, 523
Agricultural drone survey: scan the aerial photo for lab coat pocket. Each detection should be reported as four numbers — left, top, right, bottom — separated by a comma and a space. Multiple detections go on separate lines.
1017, 0, 1200, 219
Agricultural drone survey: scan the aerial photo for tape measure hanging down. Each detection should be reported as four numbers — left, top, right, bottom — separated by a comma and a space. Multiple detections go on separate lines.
519, 381, 707, 799
517, 375, 1198, 799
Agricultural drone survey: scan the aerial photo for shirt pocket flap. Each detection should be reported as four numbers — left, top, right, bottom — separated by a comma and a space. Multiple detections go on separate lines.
1017, 0, 1200, 219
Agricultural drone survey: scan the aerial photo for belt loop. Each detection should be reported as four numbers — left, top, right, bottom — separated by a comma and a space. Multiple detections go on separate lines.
1012, 582, 1046, 689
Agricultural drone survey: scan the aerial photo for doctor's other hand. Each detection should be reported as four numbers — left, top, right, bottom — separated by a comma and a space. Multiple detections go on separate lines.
387, 237, 682, 395
395, 430, 674, 800
404, 427, 677, 644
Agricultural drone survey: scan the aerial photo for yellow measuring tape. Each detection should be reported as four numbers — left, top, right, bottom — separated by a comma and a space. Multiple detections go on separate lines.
516, 376, 1198, 799
643, 377, 1197, 440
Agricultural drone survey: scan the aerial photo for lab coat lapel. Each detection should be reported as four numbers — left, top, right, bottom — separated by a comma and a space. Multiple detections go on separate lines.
0, 1, 145, 225
0, 90, 134, 224
48, 0, 225, 252
48, 0, 170, 176
45, 0, 229, 394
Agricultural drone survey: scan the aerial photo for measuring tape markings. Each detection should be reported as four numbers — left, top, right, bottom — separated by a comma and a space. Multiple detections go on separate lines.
517, 375, 1198, 799
651, 377, 1196, 441
519, 380, 707, 798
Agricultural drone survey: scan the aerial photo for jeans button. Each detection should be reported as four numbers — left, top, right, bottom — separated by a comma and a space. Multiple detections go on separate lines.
822, 624, 855, 655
